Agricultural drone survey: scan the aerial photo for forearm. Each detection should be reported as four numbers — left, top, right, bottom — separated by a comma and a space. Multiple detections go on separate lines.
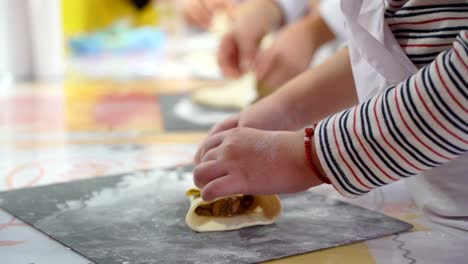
314, 32, 468, 197
302, 11, 336, 49
233, 0, 283, 30
272, 48, 357, 129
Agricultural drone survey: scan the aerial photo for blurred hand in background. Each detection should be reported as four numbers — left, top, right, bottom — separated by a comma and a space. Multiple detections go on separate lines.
217, 0, 283, 78
182, 0, 236, 29
255, 12, 335, 92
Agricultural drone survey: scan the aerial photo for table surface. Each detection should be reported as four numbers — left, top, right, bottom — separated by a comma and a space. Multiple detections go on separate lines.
1, 40, 467, 264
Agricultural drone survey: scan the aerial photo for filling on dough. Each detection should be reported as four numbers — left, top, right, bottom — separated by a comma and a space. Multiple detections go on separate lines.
185, 188, 281, 232
194, 195, 255, 217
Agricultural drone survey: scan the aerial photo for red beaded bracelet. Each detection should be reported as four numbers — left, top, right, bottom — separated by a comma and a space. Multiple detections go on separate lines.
304, 126, 331, 184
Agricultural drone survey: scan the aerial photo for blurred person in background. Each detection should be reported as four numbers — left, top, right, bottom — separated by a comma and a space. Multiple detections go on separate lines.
217, 0, 343, 93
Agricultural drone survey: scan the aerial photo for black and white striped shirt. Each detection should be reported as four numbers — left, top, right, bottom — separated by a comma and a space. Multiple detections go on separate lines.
387, 0, 468, 67
315, 0, 468, 197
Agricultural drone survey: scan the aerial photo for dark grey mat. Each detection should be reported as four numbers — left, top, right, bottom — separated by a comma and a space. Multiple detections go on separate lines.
0, 167, 412, 264
160, 94, 238, 131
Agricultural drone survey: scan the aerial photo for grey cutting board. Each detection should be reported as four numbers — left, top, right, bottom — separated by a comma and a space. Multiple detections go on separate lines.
160, 95, 238, 131
0, 167, 412, 264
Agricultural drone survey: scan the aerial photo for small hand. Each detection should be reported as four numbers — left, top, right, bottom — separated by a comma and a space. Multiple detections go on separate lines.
255, 14, 326, 91
193, 128, 325, 201
182, 0, 213, 29
182, 0, 234, 29
194, 114, 240, 164
218, 0, 283, 77
194, 91, 303, 165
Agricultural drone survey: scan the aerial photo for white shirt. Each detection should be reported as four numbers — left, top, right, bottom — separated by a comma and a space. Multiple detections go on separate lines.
274, 0, 309, 24
275, 0, 347, 41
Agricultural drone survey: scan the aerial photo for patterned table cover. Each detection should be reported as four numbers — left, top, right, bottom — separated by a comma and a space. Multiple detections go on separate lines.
0, 79, 467, 264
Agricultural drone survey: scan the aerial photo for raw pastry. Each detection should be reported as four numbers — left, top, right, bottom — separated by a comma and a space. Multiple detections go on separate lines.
182, 51, 223, 80
185, 188, 281, 232
191, 73, 257, 110
209, 11, 231, 37
190, 34, 275, 109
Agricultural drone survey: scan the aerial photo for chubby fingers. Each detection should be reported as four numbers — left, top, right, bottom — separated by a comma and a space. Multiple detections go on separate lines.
218, 32, 242, 78
201, 175, 247, 201
208, 114, 239, 136
194, 129, 228, 164
184, 1, 213, 28
237, 31, 261, 72
201, 146, 222, 162
193, 160, 227, 189
218, 27, 262, 77
194, 115, 239, 164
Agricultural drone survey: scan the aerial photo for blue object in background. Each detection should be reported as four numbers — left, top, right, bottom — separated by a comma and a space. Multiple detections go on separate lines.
69, 21, 166, 56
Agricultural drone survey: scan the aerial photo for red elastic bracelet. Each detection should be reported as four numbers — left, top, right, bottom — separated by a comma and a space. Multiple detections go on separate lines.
304, 126, 331, 184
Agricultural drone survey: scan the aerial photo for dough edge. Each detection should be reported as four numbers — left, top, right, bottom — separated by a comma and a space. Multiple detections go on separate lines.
191, 73, 257, 110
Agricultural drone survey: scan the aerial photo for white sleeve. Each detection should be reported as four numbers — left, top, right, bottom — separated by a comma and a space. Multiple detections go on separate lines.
273, 0, 310, 24
318, 0, 347, 41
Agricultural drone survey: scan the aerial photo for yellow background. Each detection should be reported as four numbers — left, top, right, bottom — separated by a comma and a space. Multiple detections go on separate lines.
61, 0, 159, 39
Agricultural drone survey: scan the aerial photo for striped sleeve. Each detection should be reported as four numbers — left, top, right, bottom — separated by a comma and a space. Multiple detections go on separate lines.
314, 31, 468, 198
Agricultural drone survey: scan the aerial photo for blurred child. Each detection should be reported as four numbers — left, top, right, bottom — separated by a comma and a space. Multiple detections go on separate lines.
216, 0, 310, 78
217, 0, 342, 91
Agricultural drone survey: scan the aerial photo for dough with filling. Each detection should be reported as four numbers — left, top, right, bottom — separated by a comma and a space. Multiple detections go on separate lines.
185, 188, 281, 232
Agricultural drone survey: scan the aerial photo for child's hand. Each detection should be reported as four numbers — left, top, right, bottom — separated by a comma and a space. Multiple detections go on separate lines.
218, 0, 283, 77
194, 92, 304, 164
182, 0, 233, 29
193, 98, 298, 164
193, 128, 325, 201
182, 0, 213, 29
255, 14, 328, 90
194, 114, 240, 164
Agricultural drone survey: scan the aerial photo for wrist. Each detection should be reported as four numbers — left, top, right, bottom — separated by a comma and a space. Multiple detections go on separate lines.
275, 79, 313, 130
266, 89, 303, 130
309, 133, 327, 179
304, 127, 329, 184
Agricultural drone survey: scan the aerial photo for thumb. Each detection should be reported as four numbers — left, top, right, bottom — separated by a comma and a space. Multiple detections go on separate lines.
238, 33, 262, 72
